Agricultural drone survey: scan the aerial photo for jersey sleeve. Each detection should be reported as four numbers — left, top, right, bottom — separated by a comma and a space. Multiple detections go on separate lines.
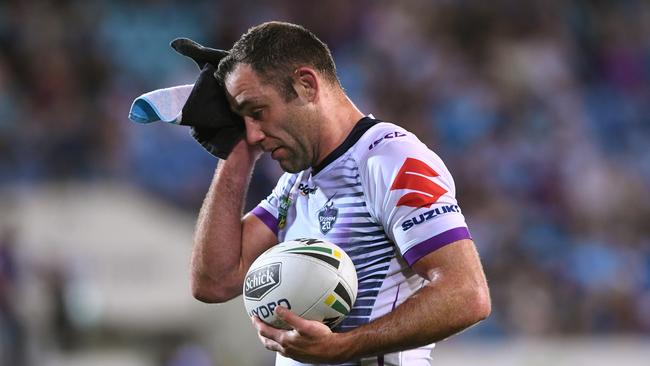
359, 127, 471, 267
249, 172, 293, 237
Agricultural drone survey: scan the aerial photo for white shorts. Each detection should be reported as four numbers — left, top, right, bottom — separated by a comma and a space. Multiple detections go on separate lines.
274, 343, 435, 366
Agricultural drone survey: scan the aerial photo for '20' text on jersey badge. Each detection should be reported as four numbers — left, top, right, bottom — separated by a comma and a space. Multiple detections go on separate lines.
318, 198, 338, 234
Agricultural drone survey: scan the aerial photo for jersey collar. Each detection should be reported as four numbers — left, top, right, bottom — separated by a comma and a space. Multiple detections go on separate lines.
311, 116, 379, 175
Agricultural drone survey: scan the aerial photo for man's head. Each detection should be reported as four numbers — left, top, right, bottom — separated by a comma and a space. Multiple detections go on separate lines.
216, 21, 340, 101
217, 22, 345, 173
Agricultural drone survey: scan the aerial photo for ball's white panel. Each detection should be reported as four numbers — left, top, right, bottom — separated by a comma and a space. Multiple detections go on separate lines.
242, 239, 358, 329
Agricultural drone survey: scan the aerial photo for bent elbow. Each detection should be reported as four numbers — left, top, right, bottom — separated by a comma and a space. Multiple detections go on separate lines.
468, 284, 492, 324
191, 277, 238, 304
192, 286, 226, 304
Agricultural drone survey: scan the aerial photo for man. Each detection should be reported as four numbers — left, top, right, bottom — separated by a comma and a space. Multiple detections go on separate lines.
191, 21, 491, 365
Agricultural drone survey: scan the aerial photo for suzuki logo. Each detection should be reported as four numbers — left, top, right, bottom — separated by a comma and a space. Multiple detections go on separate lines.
390, 158, 447, 208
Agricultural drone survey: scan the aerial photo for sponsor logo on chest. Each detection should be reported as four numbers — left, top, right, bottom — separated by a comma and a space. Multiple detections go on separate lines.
298, 183, 318, 195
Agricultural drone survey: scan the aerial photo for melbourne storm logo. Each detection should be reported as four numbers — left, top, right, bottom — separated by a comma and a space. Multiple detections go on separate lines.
244, 263, 281, 300
318, 196, 338, 235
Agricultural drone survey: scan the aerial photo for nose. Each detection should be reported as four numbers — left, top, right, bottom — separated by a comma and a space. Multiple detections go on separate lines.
244, 118, 265, 145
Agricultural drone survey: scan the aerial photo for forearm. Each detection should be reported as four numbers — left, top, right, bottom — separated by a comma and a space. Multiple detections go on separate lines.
191, 149, 258, 302
337, 273, 490, 360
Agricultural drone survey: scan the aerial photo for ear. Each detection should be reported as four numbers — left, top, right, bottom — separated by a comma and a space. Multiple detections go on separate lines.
293, 67, 319, 102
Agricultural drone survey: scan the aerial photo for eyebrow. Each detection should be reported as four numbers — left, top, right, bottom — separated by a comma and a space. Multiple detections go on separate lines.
233, 98, 263, 113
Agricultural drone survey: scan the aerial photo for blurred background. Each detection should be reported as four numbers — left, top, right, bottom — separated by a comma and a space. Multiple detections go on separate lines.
1, 0, 650, 365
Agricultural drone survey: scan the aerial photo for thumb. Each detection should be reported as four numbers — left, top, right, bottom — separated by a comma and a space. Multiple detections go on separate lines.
170, 37, 229, 69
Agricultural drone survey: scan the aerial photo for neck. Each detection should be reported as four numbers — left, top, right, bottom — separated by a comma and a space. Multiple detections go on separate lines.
313, 91, 364, 166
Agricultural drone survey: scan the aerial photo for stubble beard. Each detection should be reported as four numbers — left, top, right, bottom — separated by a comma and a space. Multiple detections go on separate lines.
277, 109, 317, 173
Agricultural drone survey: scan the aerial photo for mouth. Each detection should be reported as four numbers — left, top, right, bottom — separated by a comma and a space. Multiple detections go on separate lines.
271, 147, 285, 160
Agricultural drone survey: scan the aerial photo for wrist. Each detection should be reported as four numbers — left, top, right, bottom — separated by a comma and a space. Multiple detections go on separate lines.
223, 140, 261, 166
330, 330, 358, 363
227, 139, 262, 165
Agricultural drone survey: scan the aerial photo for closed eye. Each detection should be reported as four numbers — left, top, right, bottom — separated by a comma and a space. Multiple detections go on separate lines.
250, 108, 265, 121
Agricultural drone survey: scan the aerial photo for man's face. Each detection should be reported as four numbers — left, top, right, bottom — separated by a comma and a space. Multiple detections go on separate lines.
224, 64, 318, 173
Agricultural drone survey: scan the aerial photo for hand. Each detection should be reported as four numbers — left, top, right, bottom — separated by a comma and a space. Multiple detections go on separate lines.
171, 38, 245, 159
252, 306, 348, 364
170, 38, 228, 69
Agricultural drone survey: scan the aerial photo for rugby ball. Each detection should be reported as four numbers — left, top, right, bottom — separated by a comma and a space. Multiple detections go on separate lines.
243, 238, 358, 329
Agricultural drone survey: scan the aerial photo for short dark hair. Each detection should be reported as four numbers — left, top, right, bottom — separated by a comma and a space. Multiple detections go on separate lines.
216, 21, 340, 100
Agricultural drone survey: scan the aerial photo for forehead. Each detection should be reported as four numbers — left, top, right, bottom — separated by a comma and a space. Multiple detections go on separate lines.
224, 64, 277, 107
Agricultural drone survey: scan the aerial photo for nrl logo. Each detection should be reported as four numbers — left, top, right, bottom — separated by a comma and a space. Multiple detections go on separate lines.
318, 199, 338, 235
244, 263, 281, 300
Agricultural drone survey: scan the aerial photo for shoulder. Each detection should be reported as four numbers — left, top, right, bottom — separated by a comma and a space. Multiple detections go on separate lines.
354, 122, 417, 155
353, 122, 445, 178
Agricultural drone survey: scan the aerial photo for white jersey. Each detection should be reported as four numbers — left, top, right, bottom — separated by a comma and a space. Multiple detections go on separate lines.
251, 117, 471, 366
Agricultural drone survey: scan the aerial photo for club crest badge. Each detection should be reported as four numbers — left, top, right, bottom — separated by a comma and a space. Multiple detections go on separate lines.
278, 195, 292, 230
318, 198, 338, 235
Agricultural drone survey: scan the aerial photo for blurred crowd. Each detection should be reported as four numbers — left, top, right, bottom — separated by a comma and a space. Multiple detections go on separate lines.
1, 0, 649, 350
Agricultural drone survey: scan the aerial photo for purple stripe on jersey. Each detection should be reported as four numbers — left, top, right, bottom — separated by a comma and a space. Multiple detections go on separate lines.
391, 283, 401, 311
251, 206, 278, 236
403, 227, 472, 266
378, 355, 384, 366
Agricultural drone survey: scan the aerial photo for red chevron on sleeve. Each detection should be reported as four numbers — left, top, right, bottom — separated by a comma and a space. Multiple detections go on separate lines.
390, 157, 448, 208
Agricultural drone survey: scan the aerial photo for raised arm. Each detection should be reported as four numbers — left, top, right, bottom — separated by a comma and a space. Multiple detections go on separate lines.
191, 140, 278, 303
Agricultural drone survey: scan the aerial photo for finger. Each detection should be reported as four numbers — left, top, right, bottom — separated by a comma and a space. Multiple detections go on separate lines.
274, 306, 309, 333
170, 38, 229, 69
170, 38, 207, 69
252, 316, 287, 353
170, 37, 202, 55
259, 333, 285, 353
252, 316, 285, 342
